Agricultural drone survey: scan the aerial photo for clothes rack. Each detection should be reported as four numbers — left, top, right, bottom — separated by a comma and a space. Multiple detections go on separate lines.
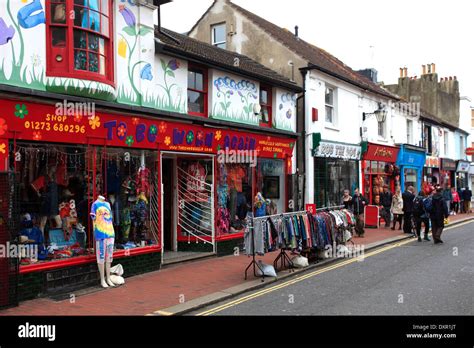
244, 214, 265, 282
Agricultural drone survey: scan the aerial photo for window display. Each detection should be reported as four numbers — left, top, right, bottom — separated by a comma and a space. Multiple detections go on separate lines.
257, 159, 284, 214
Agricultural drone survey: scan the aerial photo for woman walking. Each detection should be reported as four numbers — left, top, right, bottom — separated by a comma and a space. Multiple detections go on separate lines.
391, 187, 404, 230
451, 187, 460, 215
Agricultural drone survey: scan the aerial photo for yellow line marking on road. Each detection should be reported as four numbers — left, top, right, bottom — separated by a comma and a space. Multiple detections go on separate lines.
153, 310, 174, 316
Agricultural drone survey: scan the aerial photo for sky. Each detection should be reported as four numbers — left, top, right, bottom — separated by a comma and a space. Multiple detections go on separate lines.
160, 0, 474, 101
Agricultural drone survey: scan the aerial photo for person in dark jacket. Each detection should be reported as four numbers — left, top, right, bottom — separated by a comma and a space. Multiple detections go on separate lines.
462, 187, 472, 214
379, 185, 393, 228
352, 188, 368, 237
442, 184, 453, 215
413, 191, 430, 242
402, 186, 416, 235
431, 185, 449, 244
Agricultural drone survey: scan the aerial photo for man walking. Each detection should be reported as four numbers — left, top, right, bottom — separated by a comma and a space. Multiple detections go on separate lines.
379, 185, 393, 229
413, 190, 431, 242
462, 187, 472, 214
431, 185, 449, 244
442, 184, 453, 216
402, 185, 416, 235
352, 188, 368, 238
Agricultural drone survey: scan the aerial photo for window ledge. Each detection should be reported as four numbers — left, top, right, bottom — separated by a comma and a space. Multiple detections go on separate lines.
324, 124, 340, 132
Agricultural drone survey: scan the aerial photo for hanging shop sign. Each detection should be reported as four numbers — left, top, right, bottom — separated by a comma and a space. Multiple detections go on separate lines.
440, 158, 457, 171
1, 99, 295, 159
456, 160, 470, 173
425, 156, 440, 168
362, 143, 399, 163
465, 147, 474, 156
313, 141, 361, 160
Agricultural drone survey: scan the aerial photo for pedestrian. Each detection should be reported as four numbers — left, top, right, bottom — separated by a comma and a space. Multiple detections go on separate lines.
379, 185, 393, 229
458, 187, 465, 213
430, 185, 449, 244
451, 187, 460, 215
413, 190, 431, 242
442, 184, 453, 216
402, 185, 416, 235
352, 188, 368, 237
462, 187, 472, 214
390, 187, 404, 230
340, 189, 353, 210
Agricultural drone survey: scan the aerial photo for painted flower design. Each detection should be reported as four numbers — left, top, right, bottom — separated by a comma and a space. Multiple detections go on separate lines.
140, 63, 153, 81
290, 142, 294, 149
132, 117, 140, 125
0, 18, 15, 46
33, 131, 42, 141
164, 136, 171, 146
186, 131, 194, 143
149, 125, 157, 135
0, 143, 5, 154
119, 5, 136, 27
31, 53, 41, 67
89, 116, 101, 130
197, 131, 204, 141
126, 136, 134, 147
286, 109, 292, 119
118, 37, 127, 58
0, 118, 7, 136
117, 125, 126, 137
14, 104, 28, 119
74, 114, 83, 123
167, 59, 180, 71
215, 131, 222, 141
273, 153, 278, 159
159, 122, 167, 133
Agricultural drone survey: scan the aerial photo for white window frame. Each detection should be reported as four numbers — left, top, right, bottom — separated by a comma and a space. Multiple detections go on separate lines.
406, 119, 413, 144
444, 130, 449, 156
211, 23, 226, 49
378, 119, 386, 139
325, 86, 337, 126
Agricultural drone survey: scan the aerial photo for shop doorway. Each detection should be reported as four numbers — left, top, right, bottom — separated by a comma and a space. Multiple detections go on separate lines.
161, 153, 215, 265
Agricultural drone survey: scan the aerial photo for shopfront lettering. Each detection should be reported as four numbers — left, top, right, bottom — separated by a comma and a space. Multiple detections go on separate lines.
104, 121, 158, 145
172, 129, 213, 148
313, 141, 361, 160
374, 147, 393, 158
223, 135, 256, 151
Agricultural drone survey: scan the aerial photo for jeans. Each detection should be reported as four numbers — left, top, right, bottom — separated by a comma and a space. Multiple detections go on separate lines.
381, 207, 391, 227
403, 213, 413, 234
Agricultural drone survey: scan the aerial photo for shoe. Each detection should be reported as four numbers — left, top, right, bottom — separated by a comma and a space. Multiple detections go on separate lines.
438, 239, 443, 243
434, 240, 440, 244
418, 237, 422, 242
424, 236, 431, 241
391, 227, 395, 230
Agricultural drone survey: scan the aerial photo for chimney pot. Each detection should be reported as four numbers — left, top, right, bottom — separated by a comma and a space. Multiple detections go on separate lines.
400, 68, 403, 78
432, 63, 436, 73
454, 76, 457, 80
449, 76, 453, 81
422, 65, 426, 75
440, 78, 444, 82
403, 67, 408, 77
427, 64, 431, 73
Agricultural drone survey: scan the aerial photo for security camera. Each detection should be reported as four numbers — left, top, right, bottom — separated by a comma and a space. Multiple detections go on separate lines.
253, 103, 262, 116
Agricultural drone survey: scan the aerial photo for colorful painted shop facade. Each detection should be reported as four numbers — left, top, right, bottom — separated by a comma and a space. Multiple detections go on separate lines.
0, 0, 301, 303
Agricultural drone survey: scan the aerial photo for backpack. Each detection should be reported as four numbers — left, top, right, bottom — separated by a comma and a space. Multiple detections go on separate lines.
413, 196, 424, 215
423, 197, 433, 213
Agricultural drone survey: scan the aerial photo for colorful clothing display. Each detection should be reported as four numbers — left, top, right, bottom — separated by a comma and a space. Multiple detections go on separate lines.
90, 199, 115, 240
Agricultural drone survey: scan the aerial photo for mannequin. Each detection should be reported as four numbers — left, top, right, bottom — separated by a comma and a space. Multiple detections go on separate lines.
90, 195, 115, 288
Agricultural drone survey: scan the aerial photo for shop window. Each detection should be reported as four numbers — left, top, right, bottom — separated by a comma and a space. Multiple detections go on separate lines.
11, 143, 158, 266
259, 85, 272, 127
216, 163, 253, 236
325, 87, 336, 125
211, 23, 226, 49
256, 159, 285, 215
46, 0, 114, 85
187, 65, 208, 116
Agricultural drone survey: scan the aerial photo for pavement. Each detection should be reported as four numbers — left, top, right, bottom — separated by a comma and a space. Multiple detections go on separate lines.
191, 218, 474, 316
1, 212, 473, 316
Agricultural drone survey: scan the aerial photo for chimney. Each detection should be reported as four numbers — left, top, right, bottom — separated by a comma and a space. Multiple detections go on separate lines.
294, 25, 299, 38
432, 63, 436, 73
400, 68, 404, 78
403, 67, 408, 77
427, 64, 431, 74
422, 65, 426, 75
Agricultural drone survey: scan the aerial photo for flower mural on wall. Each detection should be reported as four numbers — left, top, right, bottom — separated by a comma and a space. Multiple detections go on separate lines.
276, 92, 297, 131
118, 4, 153, 104
159, 121, 167, 134
14, 104, 28, 119
215, 131, 222, 141
0, 18, 15, 45
213, 76, 258, 124
126, 135, 134, 147
89, 116, 101, 130
164, 136, 171, 146
157, 58, 182, 110
0, 143, 6, 154
0, 118, 8, 136
117, 125, 126, 137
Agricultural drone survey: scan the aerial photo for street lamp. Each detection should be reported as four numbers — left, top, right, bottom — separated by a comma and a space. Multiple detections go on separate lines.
363, 103, 388, 122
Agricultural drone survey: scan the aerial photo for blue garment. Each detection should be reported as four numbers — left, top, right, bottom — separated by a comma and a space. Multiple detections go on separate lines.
20, 227, 44, 244
255, 203, 266, 217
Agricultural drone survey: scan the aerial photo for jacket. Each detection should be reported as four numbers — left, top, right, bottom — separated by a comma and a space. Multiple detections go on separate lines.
380, 191, 393, 209
431, 192, 449, 226
402, 191, 415, 213
442, 189, 453, 202
463, 189, 472, 201
391, 194, 404, 215
352, 194, 368, 215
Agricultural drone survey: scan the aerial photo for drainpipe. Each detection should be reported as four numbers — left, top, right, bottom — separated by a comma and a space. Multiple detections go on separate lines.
296, 69, 308, 209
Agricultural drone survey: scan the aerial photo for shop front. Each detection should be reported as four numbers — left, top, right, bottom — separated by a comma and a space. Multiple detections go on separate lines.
440, 158, 457, 187
423, 155, 441, 186
361, 142, 400, 205
0, 98, 295, 299
456, 160, 470, 190
312, 138, 361, 207
396, 144, 426, 193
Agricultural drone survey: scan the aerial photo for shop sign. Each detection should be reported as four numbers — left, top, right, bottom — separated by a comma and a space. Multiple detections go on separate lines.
1, 99, 295, 159
440, 158, 457, 171
397, 150, 425, 168
465, 147, 474, 156
363, 144, 399, 163
456, 160, 470, 173
425, 156, 440, 168
313, 141, 361, 160
305, 204, 316, 214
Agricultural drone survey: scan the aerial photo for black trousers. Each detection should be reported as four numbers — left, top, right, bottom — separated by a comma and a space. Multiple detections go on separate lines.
414, 215, 429, 237
381, 207, 391, 227
392, 214, 403, 229
403, 212, 413, 234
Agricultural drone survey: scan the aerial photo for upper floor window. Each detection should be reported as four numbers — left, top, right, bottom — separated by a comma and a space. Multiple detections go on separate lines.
46, 0, 114, 85
187, 65, 208, 116
378, 120, 386, 138
406, 119, 413, 144
259, 85, 272, 127
325, 87, 336, 125
444, 130, 449, 155
211, 23, 226, 49
460, 135, 465, 158
424, 125, 432, 154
